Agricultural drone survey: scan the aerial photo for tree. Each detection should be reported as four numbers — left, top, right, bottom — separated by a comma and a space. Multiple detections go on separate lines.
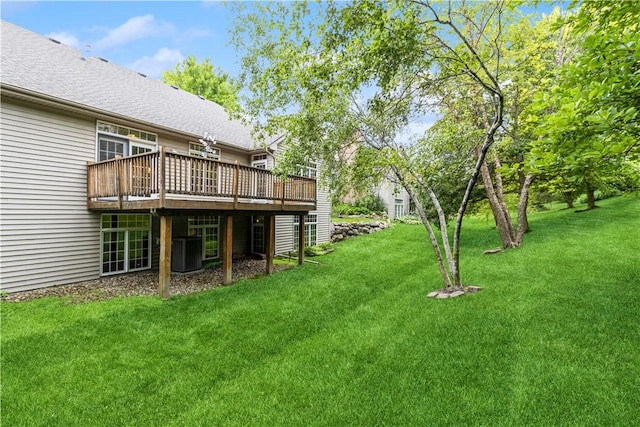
162, 56, 240, 112
529, 1, 640, 209
230, 0, 509, 292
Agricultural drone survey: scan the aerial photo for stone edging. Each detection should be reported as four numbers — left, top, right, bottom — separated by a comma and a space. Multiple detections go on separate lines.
331, 221, 390, 242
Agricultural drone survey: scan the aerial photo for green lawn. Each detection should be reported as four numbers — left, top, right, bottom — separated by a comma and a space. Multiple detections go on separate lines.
2, 196, 639, 426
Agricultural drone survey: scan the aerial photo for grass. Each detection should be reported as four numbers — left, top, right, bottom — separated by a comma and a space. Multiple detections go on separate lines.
2, 196, 639, 426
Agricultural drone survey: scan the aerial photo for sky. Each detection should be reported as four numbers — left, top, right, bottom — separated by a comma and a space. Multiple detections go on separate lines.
1, 1, 241, 79
1, 1, 561, 137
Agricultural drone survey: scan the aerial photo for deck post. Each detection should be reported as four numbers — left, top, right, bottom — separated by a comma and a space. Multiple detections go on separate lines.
159, 215, 172, 299
233, 161, 239, 209
298, 214, 305, 265
158, 146, 166, 207
223, 214, 234, 285
266, 214, 275, 275
115, 155, 122, 209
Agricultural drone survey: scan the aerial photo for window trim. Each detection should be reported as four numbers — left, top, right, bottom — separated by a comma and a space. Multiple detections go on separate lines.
294, 214, 318, 249
188, 216, 220, 260
100, 214, 151, 276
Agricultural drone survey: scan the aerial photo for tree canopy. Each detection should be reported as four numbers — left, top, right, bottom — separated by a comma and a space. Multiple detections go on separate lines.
229, 0, 639, 291
162, 55, 240, 113
231, 0, 509, 290
528, 1, 640, 208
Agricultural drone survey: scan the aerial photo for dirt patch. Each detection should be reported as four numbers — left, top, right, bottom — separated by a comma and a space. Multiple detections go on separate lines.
3, 259, 292, 304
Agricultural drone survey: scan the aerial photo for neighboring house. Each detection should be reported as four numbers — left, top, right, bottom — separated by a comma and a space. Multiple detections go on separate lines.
374, 180, 412, 220
0, 21, 331, 295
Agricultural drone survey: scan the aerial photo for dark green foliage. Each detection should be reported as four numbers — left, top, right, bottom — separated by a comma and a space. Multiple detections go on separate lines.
333, 203, 372, 216
354, 194, 385, 214
333, 194, 386, 216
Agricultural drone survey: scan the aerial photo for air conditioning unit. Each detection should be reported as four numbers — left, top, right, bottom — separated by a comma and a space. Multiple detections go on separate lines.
172, 237, 202, 272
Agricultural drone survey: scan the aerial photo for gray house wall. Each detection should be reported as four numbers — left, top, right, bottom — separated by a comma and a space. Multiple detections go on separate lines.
375, 179, 411, 220
0, 99, 328, 293
0, 21, 331, 293
0, 100, 101, 293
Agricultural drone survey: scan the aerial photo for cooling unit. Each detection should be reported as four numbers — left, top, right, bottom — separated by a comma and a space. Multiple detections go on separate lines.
171, 237, 203, 272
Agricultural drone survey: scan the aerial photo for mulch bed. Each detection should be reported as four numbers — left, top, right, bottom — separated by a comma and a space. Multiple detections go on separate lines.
2, 259, 291, 304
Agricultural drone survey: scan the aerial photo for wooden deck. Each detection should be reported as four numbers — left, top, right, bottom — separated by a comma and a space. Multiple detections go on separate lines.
87, 147, 314, 298
87, 147, 317, 213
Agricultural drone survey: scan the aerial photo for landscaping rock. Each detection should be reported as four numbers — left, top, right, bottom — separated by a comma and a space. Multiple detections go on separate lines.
427, 288, 473, 299
2, 259, 291, 304
330, 220, 390, 242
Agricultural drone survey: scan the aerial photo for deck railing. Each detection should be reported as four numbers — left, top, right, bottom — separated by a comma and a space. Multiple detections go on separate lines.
87, 148, 317, 207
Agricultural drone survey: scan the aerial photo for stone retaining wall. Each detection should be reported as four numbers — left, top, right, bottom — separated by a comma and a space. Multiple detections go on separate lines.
331, 221, 390, 242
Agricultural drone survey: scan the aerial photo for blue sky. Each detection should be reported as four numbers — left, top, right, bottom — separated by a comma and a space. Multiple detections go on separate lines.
2, 1, 562, 81
2, 1, 562, 137
1, 1, 241, 79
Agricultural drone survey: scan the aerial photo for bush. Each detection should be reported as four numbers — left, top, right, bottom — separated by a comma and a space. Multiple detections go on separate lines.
354, 195, 385, 214
304, 242, 334, 257
333, 195, 386, 217
333, 203, 372, 216
393, 215, 421, 225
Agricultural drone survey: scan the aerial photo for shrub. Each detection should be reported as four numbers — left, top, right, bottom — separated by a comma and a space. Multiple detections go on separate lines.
393, 215, 421, 225
354, 195, 385, 214
333, 203, 371, 216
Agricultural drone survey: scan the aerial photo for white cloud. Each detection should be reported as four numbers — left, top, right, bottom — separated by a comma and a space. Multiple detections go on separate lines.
46, 31, 80, 49
92, 15, 174, 51
129, 48, 184, 79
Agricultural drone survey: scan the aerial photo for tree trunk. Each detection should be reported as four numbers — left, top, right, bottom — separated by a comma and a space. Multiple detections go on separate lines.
478, 154, 517, 248
565, 192, 574, 209
515, 173, 535, 245
393, 168, 454, 290
586, 185, 597, 209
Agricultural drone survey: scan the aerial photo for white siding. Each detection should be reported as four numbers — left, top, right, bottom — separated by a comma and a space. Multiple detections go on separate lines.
274, 179, 332, 254
0, 101, 101, 292
315, 185, 332, 244
375, 180, 410, 220
275, 215, 295, 254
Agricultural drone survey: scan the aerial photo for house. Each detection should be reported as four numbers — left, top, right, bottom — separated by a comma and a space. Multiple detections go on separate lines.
374, 180, 412, 220
0, 21, 331, 296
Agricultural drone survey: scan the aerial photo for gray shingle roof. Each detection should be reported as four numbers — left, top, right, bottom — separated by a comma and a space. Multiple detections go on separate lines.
0, 20, 256, 149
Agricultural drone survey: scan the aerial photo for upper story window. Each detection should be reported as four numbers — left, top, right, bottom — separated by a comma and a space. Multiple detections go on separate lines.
189, 142, 220, 160
297, 161, 317, 179
97, 122, 157, 143
97, 122, 157, 161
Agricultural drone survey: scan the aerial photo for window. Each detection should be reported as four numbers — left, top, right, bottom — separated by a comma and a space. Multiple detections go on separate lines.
98, 137, 126, 161
101, 214, 151, 275
97, 122, 157, 161
297, 161, 317, 179
189, 142, 220, 194
97, 122, 157, 143
252, 216, 266, 254
188, 216, 220, 260
395, 199, 405, 218
294, 214, 318, 250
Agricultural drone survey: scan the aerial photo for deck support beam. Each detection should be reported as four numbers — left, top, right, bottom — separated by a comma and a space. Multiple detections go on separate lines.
223, 214, 233, 285
159, 215, 172, 299
298, 214, 305, 265
266, 214, 275, 275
